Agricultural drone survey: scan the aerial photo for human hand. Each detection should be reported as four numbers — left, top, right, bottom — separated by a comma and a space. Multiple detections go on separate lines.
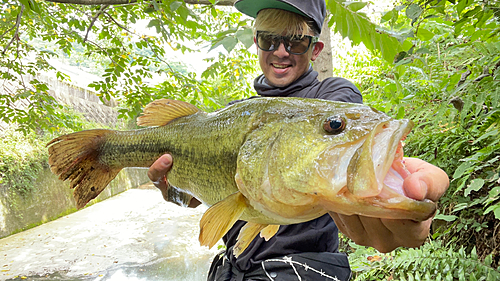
148, 154, 201, 208
329, 157, 449, 253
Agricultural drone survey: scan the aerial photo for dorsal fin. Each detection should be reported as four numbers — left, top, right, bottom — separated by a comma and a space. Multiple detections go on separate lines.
137, 99, 201, 127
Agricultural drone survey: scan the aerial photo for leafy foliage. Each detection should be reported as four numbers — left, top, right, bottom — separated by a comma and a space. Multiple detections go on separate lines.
327, 0, 408, 63
332, 0, 500, 271
0, 110, 100, 195
0, 125, 47, 196
349, 241, 500, 280
1, 0, 257, 131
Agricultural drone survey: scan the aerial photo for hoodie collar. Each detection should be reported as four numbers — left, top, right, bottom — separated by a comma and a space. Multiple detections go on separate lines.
254, 66, 319, 97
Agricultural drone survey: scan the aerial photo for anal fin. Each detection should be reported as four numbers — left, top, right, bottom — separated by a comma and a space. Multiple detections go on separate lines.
199, 192, 247, 249
260, 224, 280, 241
234, 222, 267, 257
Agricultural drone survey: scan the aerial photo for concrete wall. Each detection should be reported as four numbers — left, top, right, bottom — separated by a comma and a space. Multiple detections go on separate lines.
0, 167, 150, 239
0, 65, 152, 239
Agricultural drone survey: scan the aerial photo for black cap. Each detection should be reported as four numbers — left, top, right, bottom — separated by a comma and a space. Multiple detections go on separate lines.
234, 0, 326, 34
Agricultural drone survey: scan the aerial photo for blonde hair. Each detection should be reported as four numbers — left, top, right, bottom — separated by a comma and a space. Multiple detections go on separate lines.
254, 9, 318, 37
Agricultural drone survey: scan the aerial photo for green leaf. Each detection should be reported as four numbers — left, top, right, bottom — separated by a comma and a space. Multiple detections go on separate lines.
416, 28, 435, 41
464, 178, 484, 196
381, 9, 395, 23
177, 6, 190, 22
489, 186, 500, 198
456, 0, 469, 16
19, 0, 30, 11
170, 1, 183, 12
328, 0, 403, 63
472, 129, 498, 145
484, 204, 500, 219
463, 6, 481, 18
406, 4, 423, 20
453, 162, 473, 179
415, 47, 431, 54
220, 36, 238, 53
394, 57, 412, 67
28, 0, 41, 14
434, 214, 458, 222
396, 105, 405, 119
236, 28, 254, 49
452, 203, 468, 213
344, 1, 368, 12
147, 19, 160, 28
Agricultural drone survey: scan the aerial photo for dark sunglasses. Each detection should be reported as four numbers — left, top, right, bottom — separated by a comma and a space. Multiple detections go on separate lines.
256, 31, 319, 55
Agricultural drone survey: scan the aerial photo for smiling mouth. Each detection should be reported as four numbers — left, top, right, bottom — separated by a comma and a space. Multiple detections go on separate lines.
272, 63, 291, 69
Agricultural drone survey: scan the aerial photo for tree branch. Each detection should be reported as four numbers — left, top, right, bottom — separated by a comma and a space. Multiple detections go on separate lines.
103, 11, 133, 34
2, 5, 24, 55
44, 0, 236, 6
84, 5, 110, 43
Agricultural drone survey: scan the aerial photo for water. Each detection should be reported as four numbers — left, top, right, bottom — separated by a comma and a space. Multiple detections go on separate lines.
1, 187, 221, 281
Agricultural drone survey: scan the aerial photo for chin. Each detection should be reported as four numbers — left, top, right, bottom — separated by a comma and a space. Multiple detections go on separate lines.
267, 77, 293, 88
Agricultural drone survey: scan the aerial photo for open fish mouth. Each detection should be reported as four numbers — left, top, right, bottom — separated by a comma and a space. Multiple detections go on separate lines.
347, 119, 414, 198
319, 119, 436, 221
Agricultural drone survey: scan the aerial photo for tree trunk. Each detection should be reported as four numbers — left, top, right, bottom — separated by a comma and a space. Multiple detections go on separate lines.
313, 13, 333, 81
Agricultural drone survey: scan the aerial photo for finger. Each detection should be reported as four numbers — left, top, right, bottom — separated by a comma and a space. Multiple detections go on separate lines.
147, 154, 173, 182
403, 157, 449, 201
329, 212, 369, 246
381, 217, 432, 248
358, 216, 396, 253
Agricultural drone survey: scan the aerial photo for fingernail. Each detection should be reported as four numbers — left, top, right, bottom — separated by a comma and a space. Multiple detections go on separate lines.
419, 180, 428, 200
161, 155, 172, 167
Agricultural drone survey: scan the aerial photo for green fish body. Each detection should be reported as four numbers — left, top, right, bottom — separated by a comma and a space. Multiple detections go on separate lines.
47, 98, 436, 256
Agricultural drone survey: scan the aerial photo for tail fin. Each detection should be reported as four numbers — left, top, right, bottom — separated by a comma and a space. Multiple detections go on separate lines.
47, 129, 122, 209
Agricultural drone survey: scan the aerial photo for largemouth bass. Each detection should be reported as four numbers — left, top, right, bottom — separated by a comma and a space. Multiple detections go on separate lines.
47, 97, 436, 256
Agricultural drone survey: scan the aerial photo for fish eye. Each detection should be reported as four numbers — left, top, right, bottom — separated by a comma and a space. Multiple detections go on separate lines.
323, 116, 346, 134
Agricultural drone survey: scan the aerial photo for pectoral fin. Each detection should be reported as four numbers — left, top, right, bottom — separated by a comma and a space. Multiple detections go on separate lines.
234, 222, 267, 257
199, 192, 247, 249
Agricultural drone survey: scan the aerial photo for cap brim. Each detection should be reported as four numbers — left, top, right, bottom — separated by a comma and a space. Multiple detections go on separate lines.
235, 0, 308, 19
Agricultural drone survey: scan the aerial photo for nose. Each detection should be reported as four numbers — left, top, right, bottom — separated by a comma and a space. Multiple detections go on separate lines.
272, 41, 289, 58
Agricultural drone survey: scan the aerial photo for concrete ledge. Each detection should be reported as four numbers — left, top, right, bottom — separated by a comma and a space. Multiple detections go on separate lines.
0, 167, 150, 238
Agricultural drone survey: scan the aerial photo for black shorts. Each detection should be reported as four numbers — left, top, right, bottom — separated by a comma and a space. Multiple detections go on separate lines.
207, 251, 351, 281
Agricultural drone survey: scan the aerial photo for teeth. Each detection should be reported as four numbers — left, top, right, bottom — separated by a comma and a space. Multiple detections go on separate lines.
272, 64, 288, 69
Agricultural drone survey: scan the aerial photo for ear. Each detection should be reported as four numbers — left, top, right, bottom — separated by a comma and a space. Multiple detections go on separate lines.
310, 41, 324, 61
254, 36, 259, 53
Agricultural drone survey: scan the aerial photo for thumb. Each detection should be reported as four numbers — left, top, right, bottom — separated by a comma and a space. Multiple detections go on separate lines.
147, 154, 173, 181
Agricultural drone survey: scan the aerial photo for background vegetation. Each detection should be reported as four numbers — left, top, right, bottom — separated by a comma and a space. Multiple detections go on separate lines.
1, 0, 499, 279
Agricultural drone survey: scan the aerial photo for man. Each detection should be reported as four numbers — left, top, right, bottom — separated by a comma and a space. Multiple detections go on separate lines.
148, 0, 450, 280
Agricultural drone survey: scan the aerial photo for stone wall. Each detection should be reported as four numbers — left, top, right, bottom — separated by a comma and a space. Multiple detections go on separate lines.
0, 67, 146, 239
0, 71, 120, 129
0, 168, 150, 239
36, 73, 120, 128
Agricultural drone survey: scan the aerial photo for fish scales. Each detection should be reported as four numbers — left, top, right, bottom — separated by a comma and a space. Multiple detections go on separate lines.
98, 104, 261, 206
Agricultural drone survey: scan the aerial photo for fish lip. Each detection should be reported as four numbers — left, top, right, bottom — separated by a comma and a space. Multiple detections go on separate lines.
374, 119, 414, 191
346, 119, 414, 198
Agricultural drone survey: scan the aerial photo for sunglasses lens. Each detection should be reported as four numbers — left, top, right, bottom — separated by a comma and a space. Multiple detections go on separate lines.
257, 33, 276, 51
288, 36, 310, 54
256, 32, 313, 55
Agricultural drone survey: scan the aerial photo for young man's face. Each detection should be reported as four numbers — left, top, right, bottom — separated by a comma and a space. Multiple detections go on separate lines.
255, 32, 324, 88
